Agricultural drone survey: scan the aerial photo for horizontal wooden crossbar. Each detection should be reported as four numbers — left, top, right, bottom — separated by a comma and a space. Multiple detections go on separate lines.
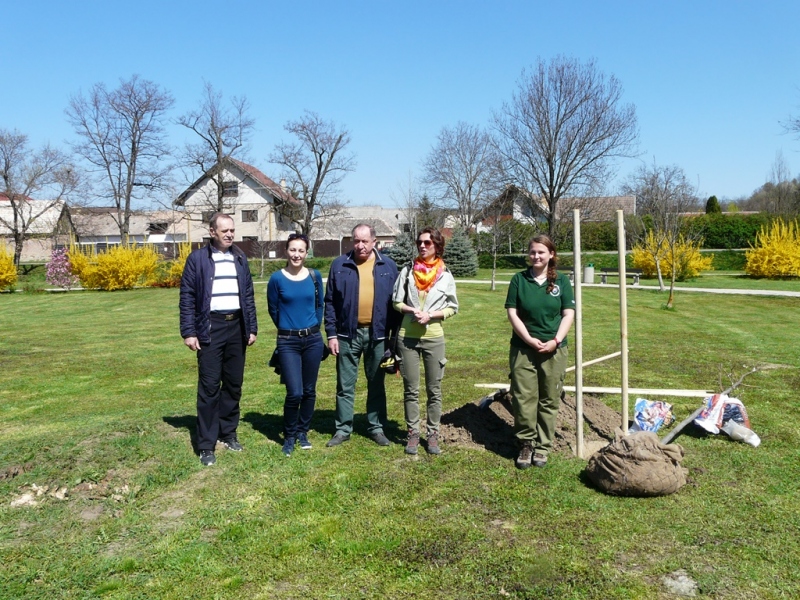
474, 383, 712, 398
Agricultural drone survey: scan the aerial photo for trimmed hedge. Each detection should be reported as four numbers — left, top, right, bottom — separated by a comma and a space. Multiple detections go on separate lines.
686, 213, 773, 249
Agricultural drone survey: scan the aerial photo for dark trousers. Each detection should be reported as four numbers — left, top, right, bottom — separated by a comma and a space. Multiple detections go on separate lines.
196, 315, 246, 451
277, 331, 324, 439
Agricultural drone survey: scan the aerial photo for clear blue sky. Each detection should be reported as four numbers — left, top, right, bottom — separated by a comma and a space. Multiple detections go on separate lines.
3, 0, 799, 207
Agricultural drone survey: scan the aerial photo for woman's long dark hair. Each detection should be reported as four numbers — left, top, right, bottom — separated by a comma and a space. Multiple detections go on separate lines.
529, 234, 558, 294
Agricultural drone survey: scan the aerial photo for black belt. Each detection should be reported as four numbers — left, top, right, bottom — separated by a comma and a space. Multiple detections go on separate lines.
278, 325, 320, 337
212, 311, 241, 321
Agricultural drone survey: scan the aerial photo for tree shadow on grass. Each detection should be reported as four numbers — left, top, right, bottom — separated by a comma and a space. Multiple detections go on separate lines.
162, 415, 198, 453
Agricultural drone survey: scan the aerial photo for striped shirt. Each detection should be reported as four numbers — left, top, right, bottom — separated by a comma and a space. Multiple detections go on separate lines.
210, 250, 241, 313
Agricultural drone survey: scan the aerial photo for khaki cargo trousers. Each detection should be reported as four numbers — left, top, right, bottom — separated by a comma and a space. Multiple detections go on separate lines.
509, 345, 568, 456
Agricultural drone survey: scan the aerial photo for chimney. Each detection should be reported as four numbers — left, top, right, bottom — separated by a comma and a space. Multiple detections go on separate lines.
280, 179, 287, 193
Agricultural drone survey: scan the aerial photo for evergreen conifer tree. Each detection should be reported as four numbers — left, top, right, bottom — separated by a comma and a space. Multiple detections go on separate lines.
443, 228, 479, 277
705, 195, 722, 214
384, 231, 416, 267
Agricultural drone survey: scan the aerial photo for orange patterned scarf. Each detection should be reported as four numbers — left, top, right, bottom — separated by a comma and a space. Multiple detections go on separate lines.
412, 257, 444, 292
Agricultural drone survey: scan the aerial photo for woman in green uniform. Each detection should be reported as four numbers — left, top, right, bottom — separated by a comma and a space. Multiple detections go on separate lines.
505, 235, 575, 469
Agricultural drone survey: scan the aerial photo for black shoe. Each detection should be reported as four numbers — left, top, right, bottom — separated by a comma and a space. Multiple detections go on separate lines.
370, 431, 391, 446
220, 436, 243, 452
326, 433, 351, 447
282, 437, 295, 456
200, 450, 216, 466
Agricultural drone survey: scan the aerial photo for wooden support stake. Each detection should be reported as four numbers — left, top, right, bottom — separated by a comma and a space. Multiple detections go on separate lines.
573, 209, 584, 459
565, 351, 621, 373
617, 210, 629, 434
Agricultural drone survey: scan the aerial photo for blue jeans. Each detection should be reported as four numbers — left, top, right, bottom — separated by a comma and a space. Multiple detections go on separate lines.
334, 328, 387, 435
277, 331, 324, 439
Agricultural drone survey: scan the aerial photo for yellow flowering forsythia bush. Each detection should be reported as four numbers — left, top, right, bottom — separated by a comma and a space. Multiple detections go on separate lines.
745, 219, 800, 278
632, 230, 713, 281
69, 244, 161, 290
0, 243, 17, 291
165, 242, 192, 287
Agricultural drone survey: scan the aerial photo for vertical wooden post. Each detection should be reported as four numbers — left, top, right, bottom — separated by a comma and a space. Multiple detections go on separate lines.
572, 209, 584, 458
617, 210, 629, 434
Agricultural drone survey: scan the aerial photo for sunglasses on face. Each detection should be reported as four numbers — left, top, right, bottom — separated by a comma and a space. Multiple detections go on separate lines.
417, 239, 433, 247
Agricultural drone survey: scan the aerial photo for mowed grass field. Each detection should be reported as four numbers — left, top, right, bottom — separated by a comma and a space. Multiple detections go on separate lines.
1, 284, 799, 599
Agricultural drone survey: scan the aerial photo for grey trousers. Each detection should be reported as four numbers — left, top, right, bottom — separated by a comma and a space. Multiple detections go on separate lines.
398, 336, 447, 436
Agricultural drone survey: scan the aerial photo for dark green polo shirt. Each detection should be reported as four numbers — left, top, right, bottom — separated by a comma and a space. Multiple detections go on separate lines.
504, 270, 575, 348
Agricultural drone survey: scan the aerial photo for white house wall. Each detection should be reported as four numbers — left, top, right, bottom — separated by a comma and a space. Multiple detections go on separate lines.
179, 166, 292, 243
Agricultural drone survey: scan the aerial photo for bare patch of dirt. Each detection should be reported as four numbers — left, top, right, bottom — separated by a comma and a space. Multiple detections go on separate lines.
0, 463, 33, 480
80, 505, 105, 521
441, 391, 620, 457
72, 469, 138, 502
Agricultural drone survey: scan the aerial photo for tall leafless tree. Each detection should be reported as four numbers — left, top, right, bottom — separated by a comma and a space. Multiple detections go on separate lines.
622, 162, 699, 307
270, 111, 355, 239
0, 129, 78, 265
765, 150, 797, 215
67, 75, 174, 242
493, 56, 639, 239
390, 171, 422, 239
422, 122, 501, 231
178, 82, 255, 211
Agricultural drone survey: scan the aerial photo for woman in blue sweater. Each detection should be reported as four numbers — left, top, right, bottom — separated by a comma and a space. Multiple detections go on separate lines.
267, 233, 325, 456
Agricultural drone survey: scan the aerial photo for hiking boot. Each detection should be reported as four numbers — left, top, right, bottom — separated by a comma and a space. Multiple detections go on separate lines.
297, 432, 312, 450
533, 453, 548, 468
426, 432, 441, 455
200, 450, 216, 466
325, 433, 350, 447
405, 430, 420, 455
370, 431, 391, 447
220, 436, 243, 452
282, 437, 295, 456
516, 442, 533, 470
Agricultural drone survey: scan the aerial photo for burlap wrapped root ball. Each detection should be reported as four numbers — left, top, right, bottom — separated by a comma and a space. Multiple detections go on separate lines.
585, 431, 687, 496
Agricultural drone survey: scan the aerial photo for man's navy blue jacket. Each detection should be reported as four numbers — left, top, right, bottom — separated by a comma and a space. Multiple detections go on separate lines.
324, 249, 399, 341
179, 244, 258, 345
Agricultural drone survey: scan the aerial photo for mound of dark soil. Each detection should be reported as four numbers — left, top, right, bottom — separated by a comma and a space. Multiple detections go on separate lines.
440, 391, 621, 458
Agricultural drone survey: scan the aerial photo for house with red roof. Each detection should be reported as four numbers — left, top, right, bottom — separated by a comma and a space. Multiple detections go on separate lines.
173, 158, 297, 250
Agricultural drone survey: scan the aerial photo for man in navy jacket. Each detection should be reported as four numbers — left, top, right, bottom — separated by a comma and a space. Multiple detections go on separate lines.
324, 224, 399, 447
180, 213, 257, 466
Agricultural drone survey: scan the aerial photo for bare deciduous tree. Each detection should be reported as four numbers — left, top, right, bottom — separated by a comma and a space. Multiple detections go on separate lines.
178, 82, 255, 211
390, 171, 422, 239
0, 129, 78, 265
493, 56, 639, 239
766, 150, 797, 215
422, 122, 500, 231
67, 75, 174, 242
622, 162, 700, 307
270, 111, 355, 239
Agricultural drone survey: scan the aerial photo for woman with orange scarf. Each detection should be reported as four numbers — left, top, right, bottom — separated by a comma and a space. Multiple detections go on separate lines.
391, 227, 459, 455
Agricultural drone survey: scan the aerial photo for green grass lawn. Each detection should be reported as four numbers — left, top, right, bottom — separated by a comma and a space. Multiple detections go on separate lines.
1, 286, 799, 599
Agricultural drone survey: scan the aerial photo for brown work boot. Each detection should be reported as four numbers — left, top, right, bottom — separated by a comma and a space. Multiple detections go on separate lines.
533, 452, 548, 468
516, 442, 533, 470
405, 429, 420, 455
426, 431, 441, 455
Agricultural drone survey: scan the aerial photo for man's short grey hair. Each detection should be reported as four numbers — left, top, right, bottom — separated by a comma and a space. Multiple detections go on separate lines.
209, 212, 233, 230
351, 223, 376, 239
